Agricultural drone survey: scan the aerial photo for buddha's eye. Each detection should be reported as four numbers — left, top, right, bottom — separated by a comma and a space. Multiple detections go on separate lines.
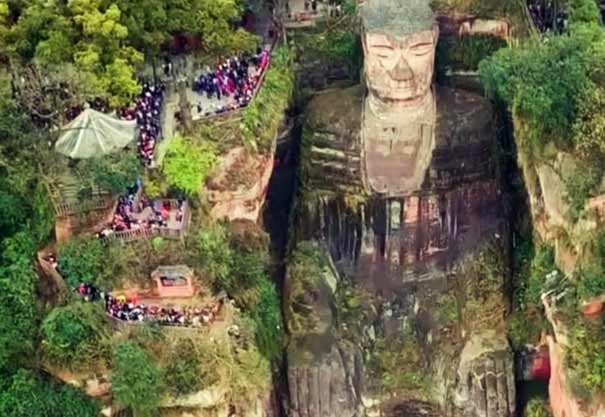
410, 42, 433, 56
372, 45, 393, 58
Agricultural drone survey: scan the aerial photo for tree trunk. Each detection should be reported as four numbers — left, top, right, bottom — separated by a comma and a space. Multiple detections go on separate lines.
177, 82, 193, 134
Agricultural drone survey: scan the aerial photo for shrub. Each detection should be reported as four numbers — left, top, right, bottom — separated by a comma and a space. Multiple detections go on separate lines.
112, 342, 163, 417
250, 277, 282, 361
564, 158, 604, 221
162, 134, 217, 196
0, 369, 100, 417
0, 269, 37, 370
163, 338, 204, 396
566, 319, 605, 396
525, 398, 552, 417
197, 223, 233, 286
367, 333, 427, 395
0, 189, 26, 238
285, 241, 328, 337
241, 46, 294, 152
58, 235, 107, 288
41, 302, 110, 369
577, 264, 605, 300
479, 25, 603, 153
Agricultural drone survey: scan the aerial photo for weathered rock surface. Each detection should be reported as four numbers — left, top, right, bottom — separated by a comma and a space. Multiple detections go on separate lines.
207, 146, 275, 223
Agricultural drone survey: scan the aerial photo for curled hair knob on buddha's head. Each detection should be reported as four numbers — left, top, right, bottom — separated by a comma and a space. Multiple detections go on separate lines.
361, 0, 435, 35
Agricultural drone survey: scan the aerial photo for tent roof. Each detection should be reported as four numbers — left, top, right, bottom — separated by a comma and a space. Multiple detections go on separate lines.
55, 109, 137, 159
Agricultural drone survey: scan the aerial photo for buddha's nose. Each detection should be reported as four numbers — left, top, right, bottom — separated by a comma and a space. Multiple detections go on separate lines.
388, 56, 413, 81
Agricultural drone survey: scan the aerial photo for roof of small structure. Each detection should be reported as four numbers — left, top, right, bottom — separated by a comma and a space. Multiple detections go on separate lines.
361, 0, 434, 35
55, 108, 137, 159
152, 265, 194, 279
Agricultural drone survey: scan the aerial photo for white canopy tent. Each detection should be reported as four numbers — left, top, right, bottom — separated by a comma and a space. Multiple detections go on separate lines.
55, 108, 137, 159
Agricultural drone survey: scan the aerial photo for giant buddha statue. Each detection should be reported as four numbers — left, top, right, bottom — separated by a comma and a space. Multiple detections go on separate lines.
287, 1, 515, 417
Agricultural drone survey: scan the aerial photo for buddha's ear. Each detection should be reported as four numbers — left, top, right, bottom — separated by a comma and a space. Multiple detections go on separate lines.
432, 24, 440, 42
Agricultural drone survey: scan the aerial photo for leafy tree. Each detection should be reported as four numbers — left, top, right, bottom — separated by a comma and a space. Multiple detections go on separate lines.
568, 0, 601, 25
0, 369, 100, 417
0, 189, 27, 238
112, 342, 163, 417
197, 223, 233, 286
0, 232, 38, 372
166, 0, 257, 56
41, 301, 111, 369
162, 135, 218, 196
77, 152, 141, 195
58, 235, 107, 288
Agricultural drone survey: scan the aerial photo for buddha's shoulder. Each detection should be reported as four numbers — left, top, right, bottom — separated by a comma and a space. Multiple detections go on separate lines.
305, 85, 363, 132
436, 86, 494, 145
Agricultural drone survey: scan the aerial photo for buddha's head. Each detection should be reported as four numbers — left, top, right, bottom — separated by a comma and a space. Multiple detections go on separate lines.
362, 0, 438, 104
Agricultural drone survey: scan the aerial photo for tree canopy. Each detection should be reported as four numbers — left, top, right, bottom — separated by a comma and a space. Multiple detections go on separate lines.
0, 0, 257, 120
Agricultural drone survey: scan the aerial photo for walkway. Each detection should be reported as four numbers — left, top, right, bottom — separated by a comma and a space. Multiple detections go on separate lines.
283, 0, 336, 28
152, 10, 277, 167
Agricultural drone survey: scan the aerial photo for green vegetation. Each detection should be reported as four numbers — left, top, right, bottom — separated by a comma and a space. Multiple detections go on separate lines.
460, 242, 506, 332
162, 134, 218, 196
525, 398, 553, 417
292, 28, 361, 78
242, 46, 295, 151
509, 240, 556, 348
480, 0, 605, 215
197, 223, 234, 287
0, 369, 100, 417
439, 34, 506, 72
77, 152, 141, 196
163, 338, 207, 396
285, 241, 328, 338
576, 264, 605, 300
430, 0, 529, 34
0, 0, 257, 117
41, 301, 111, 369
480, 0, 603, 151
566, 318, 605, 398
367, 332, 428, 397
564, 159, 604, 221
112, 341, 163, 417
0, 233, 38, 372
196, 222, 282, 360
58, 235, 107, 288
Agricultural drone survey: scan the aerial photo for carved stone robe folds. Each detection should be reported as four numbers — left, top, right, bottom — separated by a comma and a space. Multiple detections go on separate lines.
288, 83, 515, 417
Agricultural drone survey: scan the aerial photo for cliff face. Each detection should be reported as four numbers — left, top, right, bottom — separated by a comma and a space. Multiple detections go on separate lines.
286, 83, 514, 417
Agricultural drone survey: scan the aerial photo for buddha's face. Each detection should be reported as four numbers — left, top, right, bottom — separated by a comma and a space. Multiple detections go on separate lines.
363, 26, 439, 103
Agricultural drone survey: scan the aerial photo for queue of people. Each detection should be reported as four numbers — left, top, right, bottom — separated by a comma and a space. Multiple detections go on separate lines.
74, 282, 224, 327
191, 48, 270, 117
527, 0, 567, 33
98, 181, 186, 238
120, 83, 166, 165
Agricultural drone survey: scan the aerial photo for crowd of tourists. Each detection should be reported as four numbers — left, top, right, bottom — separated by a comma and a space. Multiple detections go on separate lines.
191, 48, 270, 116
65, 98, 109, 122
120, 83, 166, 165
97, 181, 186, 238
75, 282, 223, 327
527, 0, 567, 33
284, 0, 344, 20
